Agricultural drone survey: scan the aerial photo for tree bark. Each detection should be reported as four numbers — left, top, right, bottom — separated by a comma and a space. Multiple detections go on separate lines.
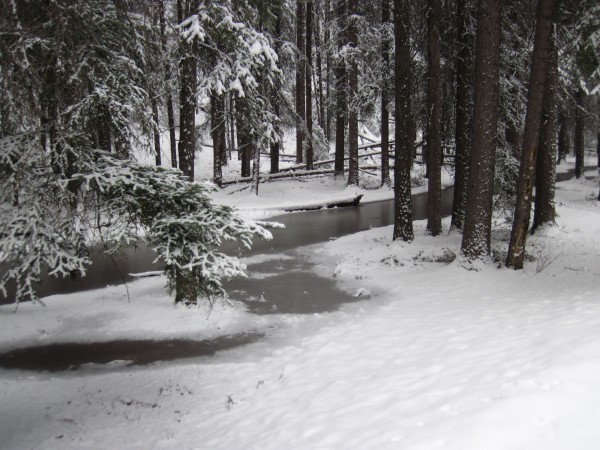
296, 1, 306, 164
306, 0, 314, 170
532, 27, 557, 231
211, 94, 225, 187
557, 111, 568, 164
451, 0, 473, 231
506, 0, 555, 269
460, 0, 503, 260
574, 88, 585, 178
347, 0, 359, 186
334, 0, 346, 178
178, 0, 197, 180
152, 98, 161, 166
380, 0, 391, 186
393, 0, 414, 241
159, 0, 177, 169
426, 0, 442, 236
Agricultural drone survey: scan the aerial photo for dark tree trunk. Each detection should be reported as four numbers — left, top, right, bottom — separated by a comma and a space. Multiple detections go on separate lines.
178, 0, 197, 180
334, 0, 346, 178
347, 0, 358, 186
574, 88, 585, 178
211, 94, 225, 187
97, 104, 112, 153
460, 0, 503, 260
315, 2, 326, 134
380, 0, 391, 186
325, 0, 332, 141
152, 98, 161, 166
506, 0, 555, 269
557, 111, 568, 163
532, 27, 558, 231
296, 0, 306, 164
426, 0, 442, 236
236, 100, 252, 178
270, 4, 283, 174
451, 0, 473, 231
160, 0, 177, 169
597, 101, 600, 168
393, 0, 414, 241
306, 0, 314, 170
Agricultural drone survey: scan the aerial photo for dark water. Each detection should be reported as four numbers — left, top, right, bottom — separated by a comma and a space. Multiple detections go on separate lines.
0, 333, 263, 372
0, 187, 453, 303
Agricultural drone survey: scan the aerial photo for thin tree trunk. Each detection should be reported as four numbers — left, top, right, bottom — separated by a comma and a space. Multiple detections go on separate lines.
532, 27, 558, 231
426, 0, 442, 236
316, 2, 326, 133
211, 94, 225, 187
160, 0, 177, 168
306, 0, 314, 170
393, 0, 414, 241
451, 0, 473, 231
557, 111, 568, 164
574, 88, 585, 178
325, 0, 332, 141
296, 1, 306, 164
152, 98, 161, 166
97, 104, 112, 153
347, 0, 358, 186
597, 100, 600, 168
380, 0, 391, 186
334, 0, 346, 177
460, 0, 503, 260
506, 0, 555, 269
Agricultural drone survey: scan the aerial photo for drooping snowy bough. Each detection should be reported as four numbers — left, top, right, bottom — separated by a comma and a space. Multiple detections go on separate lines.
0, 137, 278, 306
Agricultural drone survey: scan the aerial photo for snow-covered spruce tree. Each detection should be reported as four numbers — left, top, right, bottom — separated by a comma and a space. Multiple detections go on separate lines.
0, 0, 274, 305
179, 0, 281, 190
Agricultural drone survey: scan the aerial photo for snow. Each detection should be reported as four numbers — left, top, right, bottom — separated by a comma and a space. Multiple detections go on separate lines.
1, 151, 600, 448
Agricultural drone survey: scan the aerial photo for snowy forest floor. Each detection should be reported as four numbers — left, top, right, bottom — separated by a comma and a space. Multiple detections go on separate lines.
1, 147, 600, 449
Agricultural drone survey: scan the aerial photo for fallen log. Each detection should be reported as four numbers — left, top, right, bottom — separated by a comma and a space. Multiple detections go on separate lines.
283, 194, 364, 212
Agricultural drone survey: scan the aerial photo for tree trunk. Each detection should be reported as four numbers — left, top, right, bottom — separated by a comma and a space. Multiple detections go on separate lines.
347, 0, 358, 186
597, 100, 600, 168
393, 0, 414, 241
315, 2, 326, 134
178, 0, 197, 180
426, 0, 442, 236
159, 0, 177, 169
574, 88, 585, 178
306, 0, 314, 170
557, 111, 568, 164
532, 27, 557, 231
380, 0, 391, 186
334, 0, 346, 178
460, 0, 503, 260
296, 1, 306, 164
211, 94, 225, 187
152, 98, 161, 166
506, 0, 555, 269
451, 0, 473, 231
97, 104, 112, 153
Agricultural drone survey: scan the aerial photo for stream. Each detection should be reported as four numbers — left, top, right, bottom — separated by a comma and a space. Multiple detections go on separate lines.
0, 167, 591, 371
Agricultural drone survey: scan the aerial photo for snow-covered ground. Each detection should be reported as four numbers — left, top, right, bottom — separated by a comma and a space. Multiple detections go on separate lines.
1, 149, 600, 449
